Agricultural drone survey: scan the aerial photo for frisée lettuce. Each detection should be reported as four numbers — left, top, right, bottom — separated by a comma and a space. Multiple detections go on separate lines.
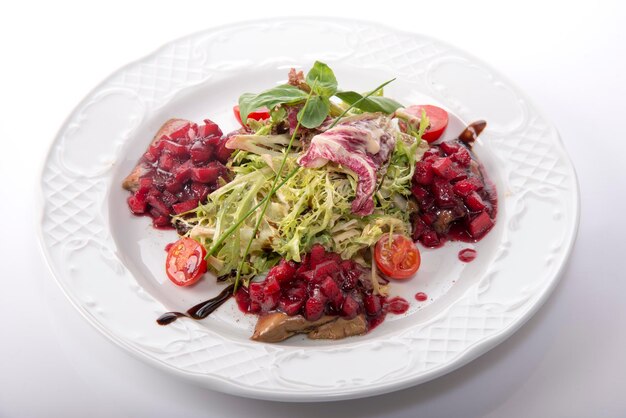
171, 62, 429, 286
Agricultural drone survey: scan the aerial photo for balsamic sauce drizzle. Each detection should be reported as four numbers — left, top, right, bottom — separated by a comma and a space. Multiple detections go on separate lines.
157, 284, 235, 326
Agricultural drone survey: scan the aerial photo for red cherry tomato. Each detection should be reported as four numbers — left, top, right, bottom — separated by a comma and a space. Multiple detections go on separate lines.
165, 238, 208, 286
404, 105, 449, 143
233, 105, 270, 127
374, 234, 421, 279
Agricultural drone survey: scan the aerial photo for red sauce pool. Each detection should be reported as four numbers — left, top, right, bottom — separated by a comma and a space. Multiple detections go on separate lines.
385, 297, 410, 314
415, 292, 428, 302
458, 248, 477, 262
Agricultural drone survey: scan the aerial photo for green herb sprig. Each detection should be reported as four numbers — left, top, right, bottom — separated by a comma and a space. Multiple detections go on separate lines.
238, 61, 401, 130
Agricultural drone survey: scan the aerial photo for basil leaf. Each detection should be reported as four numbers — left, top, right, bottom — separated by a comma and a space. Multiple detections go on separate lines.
239, 85, 308, 123
297, 96, 330, 128
306, 61, 338, 97
368, 96, 404, 113
335, 91, 403, 114
270, 106, 287, 123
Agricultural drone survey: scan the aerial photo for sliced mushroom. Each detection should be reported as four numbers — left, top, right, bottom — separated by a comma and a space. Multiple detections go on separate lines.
308, 315, 367, 340
251, 312, 368, 343
251, 313, 335, 343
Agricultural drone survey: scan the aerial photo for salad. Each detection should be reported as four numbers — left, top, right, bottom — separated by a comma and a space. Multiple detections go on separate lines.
123, 62, 497, 342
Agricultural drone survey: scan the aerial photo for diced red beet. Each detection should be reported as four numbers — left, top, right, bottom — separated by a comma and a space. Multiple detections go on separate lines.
320, 276, 341, 303
168, 122, 191, 140
297, 269, 315, 282
285, 283, 307, 301
249, 282, 279, 313
432, 179, 457, 208
164, 177, 183, 194
172, 199, 199, 214
423, 147, 441, 159
186, 124, 198, 143
127, 195, 147, 214
449, 168, 468, 182
143, 149, 159, 163
151, 171, 171, 192
431, 157, 457, 179
173, 160, 194, 183
340, 270, 359, 291
138, 177, 153, 193
161, 190, 177, 207
215, 137, 234, 163
235, 287, 251, 313
190, 182, 210, 202
439, 141, 460, 155
267, 259, 297, 284
465, 191, 487, 212
278, 297, 304, 316
147, 186, 161, 197
145, 141, 164, 163
191, 166, 220, 183
305, 295, 325, 321
364, 294, 382, 316
468, 212, 494, 238
453, 177, 481, 197
313, 260, 339, 281
308, 244, 326, 268
420, 212, 437, 226
199, 119, 222, 138
411, 216, 428, 241
249, 299, 261, 314
339, 260, 356, 273
452, 147, 471, 166
411, 184, 430, 201
420, 230, 441, 247
341, 295, 360, 319
146, 195, 170, 216
263, 276, 281, 296
190, 140, 214, 164
190, 161, 227, 183
163, 140, 188, 157
413, 160, 434, 185
263, 295, 280, 312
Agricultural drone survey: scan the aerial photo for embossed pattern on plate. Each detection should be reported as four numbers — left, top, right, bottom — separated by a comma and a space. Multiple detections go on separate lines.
39, 18, 579, 401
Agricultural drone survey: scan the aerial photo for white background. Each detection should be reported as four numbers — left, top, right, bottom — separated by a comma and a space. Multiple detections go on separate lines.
1, 1, 625, 417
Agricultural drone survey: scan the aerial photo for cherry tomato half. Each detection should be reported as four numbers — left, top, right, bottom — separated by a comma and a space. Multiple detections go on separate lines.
374, 234, 421, 279
404, 104, 449, 143
233, 105, 270, 127
165, 238, 208, 286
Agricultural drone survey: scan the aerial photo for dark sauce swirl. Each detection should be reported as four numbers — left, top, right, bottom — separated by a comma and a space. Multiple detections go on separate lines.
157, 284, 234, 326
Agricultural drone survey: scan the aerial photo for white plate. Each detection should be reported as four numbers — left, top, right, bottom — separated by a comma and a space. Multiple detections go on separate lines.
39, 18, 579, 401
